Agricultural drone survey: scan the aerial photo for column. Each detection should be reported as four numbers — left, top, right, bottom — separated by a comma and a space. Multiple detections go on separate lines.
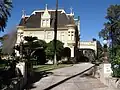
71, 46, 74, 57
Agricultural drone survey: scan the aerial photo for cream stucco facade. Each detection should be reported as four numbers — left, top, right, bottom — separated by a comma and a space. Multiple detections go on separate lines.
16, 5, 80, 57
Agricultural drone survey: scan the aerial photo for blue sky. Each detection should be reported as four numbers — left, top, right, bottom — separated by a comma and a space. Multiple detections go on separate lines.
0, 0, 120, 42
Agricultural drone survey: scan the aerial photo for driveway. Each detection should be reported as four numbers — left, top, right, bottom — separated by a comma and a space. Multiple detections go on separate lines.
24, 63, 116, 90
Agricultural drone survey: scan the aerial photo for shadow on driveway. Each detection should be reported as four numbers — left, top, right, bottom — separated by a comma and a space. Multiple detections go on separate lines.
24, 71, 53, 90
24, 64, 94, 90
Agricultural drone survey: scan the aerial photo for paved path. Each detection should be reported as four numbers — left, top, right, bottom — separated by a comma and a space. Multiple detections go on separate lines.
25, 63, 115, 90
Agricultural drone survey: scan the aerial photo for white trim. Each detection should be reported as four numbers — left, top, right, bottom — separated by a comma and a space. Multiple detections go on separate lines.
31, 9, 66, 15
25, 15, 30, 17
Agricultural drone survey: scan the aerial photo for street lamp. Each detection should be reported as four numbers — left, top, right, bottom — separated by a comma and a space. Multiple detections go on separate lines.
103, 39, 108, 63
103, 39, 107, 45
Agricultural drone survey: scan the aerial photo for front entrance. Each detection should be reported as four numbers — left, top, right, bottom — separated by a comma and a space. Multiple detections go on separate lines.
62, 47, 71, 58
76, 49, 95, 62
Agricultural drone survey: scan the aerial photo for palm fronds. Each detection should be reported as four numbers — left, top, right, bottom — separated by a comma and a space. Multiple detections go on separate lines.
0, 0, 12, 31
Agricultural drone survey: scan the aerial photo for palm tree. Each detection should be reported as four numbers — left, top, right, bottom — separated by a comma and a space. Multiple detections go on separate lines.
0, 0, 12, 31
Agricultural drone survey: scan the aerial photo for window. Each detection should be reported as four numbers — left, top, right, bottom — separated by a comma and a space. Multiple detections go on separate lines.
46, 19, 49, 23
46, 19, 50, 27
71, 34, 74, 40
42, 19, 50, 27
68, 31, 74, 40
60, 32, 64, 41
47, 32, 51, 39
42, 20, 46, 27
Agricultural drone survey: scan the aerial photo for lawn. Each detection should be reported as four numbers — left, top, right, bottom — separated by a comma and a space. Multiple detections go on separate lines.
0, 64, 6, 69
33, 64, 73, 72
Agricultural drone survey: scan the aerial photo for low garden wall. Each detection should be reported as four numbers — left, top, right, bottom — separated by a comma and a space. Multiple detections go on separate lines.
105, 77, 120, 89
93, 64, 120, 89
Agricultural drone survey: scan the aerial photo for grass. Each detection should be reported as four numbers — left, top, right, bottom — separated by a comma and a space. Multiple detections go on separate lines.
0, 64, 6, 69
33, 64, 73, 72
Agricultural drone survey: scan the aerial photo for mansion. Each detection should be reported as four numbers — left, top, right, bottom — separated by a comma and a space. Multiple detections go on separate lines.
16, 5, 80, 57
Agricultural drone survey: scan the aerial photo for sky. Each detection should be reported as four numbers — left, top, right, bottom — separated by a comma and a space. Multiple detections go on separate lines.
0, 0, 120, 42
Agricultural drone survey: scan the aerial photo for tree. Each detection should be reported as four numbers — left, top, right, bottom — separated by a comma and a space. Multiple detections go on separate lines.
31, 39, 47, 64
34, 40, 47, 49
15, 36, 47, 64
23, 36, 47, 56
14, 36, 38, 59
0, 0, 12, 31
99, 5, 120, 77
99, 5, 120, 58
23, 36, 38, 55
92, 38, 104, 62
45, 40, 64, 61
99, 5, 120, 44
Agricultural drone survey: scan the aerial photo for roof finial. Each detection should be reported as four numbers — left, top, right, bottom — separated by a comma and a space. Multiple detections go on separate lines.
22, 9, 26, 18
45, 4, 48, 10
70, 7, 73, 15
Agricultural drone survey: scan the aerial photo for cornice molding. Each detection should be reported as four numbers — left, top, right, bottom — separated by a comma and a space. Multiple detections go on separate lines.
23, 27, 68, 31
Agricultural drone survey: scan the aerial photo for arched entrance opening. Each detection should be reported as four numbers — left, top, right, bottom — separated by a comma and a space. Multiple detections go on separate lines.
62, 47, 71, 58
76, 48, 95, 62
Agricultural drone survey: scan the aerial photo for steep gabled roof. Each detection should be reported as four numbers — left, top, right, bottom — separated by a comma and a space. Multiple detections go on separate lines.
25, 12, 41, 28
19, 9, 75, 28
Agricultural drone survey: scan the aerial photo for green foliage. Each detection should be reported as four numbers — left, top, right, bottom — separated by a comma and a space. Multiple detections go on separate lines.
0, 37, 4, 44
16, 36, 38, 57
110, 46, 120, 64
0, 0, 13, 31
99, 4, 120, 40
110, 45, 120, 77
15, 36, 47, 64
99, 5, 120, 43
24, 37, 47, 64
33, 64, 72, 72
99, 5, 120, 77
92, 38, 104, 62
34, 40, 47, 49
45, 40, 64, 60
23, 36, 47, 50
0, 47, 2, 55
24, 36, 38, 52
111, 56, 120, 77
97, 43, 104, 63
24, 36, 38, 42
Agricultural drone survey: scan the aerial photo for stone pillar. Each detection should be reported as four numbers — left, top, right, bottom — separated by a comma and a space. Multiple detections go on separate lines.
16, 62, 27, 85
99, 63, 113, 85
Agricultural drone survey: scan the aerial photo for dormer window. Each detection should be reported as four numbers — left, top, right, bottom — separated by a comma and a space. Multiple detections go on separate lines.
46, 19, 49, 22
41, 19, 50, 27
41, 4, 50, 27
